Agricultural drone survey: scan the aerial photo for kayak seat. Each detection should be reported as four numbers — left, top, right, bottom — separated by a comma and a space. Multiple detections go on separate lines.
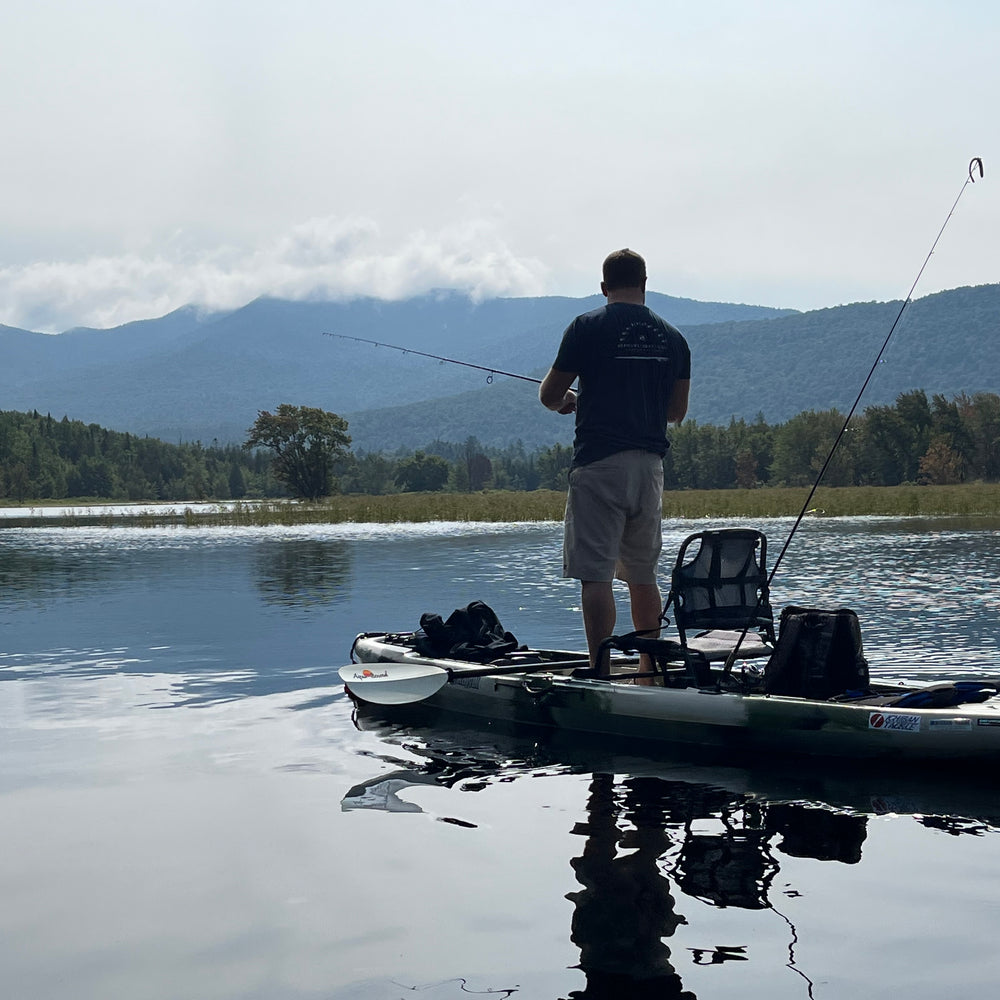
596, 633, 715, 687
663, 528, 776, 663
598, 528, 776, 686
683, 628, 774, 661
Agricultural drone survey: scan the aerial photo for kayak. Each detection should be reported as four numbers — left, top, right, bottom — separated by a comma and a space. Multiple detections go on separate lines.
342, 631, 1000, 762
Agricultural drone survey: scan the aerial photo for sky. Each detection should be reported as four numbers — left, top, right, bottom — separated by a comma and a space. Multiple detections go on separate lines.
1, 0, 997, 333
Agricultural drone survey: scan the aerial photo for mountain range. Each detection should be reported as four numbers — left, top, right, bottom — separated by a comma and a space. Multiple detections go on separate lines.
2, 284, 998, 452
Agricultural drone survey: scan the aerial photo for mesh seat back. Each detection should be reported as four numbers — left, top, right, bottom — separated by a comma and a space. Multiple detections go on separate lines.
670, 529, 774, 643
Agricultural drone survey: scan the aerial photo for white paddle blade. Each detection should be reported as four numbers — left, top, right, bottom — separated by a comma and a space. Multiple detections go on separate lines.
338, 661, 449, 705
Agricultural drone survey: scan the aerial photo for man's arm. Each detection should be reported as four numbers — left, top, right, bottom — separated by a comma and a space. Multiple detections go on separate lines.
666, 378, 690, 424
539, 367, 578, 414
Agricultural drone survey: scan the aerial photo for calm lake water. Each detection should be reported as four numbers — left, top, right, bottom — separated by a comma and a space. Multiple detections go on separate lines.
2, 515, 1000, 999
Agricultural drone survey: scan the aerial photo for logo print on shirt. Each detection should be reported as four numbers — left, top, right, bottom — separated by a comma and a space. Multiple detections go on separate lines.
614, 321, 672, 361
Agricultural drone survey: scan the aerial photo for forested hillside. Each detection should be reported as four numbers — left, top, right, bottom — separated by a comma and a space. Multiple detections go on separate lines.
4, 387, 997, 503
4, 284, 998, 452
366, 389, 1000, 495
346, 284, 1000, 451
0, 291, 793, 446
0, 410, 281, 503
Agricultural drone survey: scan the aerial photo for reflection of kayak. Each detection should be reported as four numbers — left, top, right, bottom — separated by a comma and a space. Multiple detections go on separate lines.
346, 684, 1000, 996
348, 704, 1000, 827
343, 632, 1000, 762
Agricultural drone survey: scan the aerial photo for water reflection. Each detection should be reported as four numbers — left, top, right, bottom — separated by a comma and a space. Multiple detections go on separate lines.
0, 542, 113, 598
6, 516, 1000, 1000
253, 538, 352, 608
566, 774, 693, 998
345, 720, 927, 998
0, 527, 359, 707
564, 775, 872, 998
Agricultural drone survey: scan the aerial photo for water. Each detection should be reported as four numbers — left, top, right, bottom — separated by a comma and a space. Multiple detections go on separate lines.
2, 515, 1000, 999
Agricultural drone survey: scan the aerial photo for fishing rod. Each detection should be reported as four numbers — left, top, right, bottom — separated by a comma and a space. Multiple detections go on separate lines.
322, 331, 543, 385
769, 157, 984, 580
723, 156, 985, 672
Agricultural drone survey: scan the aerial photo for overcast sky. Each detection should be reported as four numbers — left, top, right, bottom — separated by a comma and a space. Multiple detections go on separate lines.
2, 0, 996, 333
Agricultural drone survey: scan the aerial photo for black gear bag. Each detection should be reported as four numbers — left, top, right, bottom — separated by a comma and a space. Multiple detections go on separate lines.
764, 605, 870, 700
413, 600, 521, 662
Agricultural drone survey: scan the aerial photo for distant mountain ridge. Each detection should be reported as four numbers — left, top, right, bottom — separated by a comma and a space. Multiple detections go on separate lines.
2, 284, 998, 452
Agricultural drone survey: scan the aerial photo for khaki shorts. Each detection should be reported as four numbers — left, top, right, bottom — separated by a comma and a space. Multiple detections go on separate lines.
563, 450, 664, 583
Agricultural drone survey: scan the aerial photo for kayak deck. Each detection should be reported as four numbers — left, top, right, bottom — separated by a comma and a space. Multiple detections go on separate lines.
346, 631, 1000, 761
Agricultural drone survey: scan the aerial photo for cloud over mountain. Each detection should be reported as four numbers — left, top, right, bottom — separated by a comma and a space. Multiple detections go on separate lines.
0, 215, 549, 334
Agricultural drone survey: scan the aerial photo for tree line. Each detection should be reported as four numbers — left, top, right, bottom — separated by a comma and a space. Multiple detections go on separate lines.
338, 389, 1000, 495
2, 389, 999, 503
0, 410, 284, 503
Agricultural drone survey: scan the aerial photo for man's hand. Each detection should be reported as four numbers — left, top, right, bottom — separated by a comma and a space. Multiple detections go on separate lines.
539, 367, 578, 413
556, 389, 577, 415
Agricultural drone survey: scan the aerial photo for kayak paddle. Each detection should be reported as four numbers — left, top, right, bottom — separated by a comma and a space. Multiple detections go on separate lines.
339, 658, 592, 706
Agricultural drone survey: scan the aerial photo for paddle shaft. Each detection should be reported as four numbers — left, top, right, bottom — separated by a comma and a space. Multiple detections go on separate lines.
437, 659, 654, 682
364, 657, 589, 684
340, 654, 653, 706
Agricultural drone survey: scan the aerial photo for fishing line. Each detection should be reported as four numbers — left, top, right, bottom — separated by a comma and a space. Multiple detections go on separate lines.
723, 156, 985, 672
322, 331, 543, 385
766, 156, 984, 585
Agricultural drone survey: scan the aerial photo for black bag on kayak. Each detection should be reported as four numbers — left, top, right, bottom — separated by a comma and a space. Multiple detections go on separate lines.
764, 605, 870, 700
413, 600, 521, 662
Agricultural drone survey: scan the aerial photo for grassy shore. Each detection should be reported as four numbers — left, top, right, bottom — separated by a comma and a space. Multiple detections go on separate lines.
261, 483, 1000, 524
3, 483, 999, 527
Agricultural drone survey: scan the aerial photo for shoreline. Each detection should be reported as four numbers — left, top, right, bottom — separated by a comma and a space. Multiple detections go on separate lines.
1, 483, 999, 528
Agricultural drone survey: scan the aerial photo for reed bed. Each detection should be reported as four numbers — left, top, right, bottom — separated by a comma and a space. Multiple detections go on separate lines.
5, 483, 998, 528
662, 484, 1000, 519
221, 483, 1000, 525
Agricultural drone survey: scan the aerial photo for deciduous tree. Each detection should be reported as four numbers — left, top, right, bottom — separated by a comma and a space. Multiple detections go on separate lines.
394, 451, 450, 492
245, 404, 351, 500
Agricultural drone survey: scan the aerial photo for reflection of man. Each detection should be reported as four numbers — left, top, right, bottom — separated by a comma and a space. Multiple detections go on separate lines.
540, 249, 691, 674
566, 774, 695, 998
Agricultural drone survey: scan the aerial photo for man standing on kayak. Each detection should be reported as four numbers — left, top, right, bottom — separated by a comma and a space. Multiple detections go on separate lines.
539, 249, 691, 676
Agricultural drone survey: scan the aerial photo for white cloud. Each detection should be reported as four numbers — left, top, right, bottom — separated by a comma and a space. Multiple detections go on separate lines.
1, 3, 997, 334
0, 216, 550, 333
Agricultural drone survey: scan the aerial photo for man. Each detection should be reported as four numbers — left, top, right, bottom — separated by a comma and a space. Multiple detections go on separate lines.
539, 249, 691, 675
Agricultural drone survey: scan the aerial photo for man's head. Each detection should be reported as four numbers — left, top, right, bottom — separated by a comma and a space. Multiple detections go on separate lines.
601, 248, 647, 301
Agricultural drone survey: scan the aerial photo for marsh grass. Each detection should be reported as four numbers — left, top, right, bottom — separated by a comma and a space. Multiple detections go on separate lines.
198, 483, 1000, 524
662, 484, 1000, 519
4, 483, 998, 528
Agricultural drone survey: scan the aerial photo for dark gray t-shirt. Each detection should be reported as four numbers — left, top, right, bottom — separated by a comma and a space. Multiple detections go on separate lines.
553, 302, 691, 467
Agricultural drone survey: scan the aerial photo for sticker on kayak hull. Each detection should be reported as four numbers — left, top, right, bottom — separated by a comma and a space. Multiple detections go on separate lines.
928, 718, 972, 731
869, 711, 921, 733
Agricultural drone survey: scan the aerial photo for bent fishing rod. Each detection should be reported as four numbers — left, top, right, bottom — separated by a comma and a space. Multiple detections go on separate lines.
322, 331, 543, 385
723, 156, 985, 671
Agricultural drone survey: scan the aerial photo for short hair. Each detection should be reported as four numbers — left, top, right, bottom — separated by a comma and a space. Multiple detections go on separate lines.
602, 248, 646, 291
